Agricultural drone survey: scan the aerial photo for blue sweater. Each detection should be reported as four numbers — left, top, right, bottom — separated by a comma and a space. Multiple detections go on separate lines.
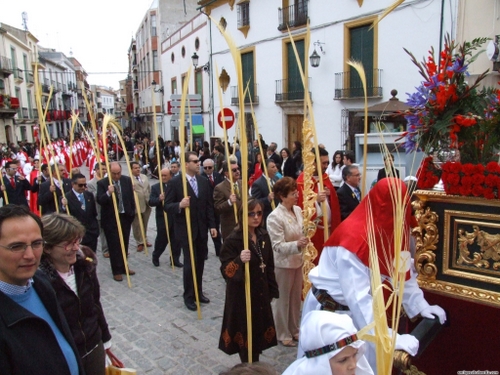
9, 287, 79, 375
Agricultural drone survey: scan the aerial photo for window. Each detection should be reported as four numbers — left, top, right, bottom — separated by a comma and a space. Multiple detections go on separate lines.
27, 90, 33, 118
286, 38, 305, 100
151, 15, 157, 37
237, 2, 250, 28
195, 70, 203, 107
153, 51, 158, 71
23, 54, 29, 82
171, 78, 177, 95
241, 50, 255, 101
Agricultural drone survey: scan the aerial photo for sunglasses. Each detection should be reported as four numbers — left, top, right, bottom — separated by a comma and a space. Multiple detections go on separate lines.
77, 183, 87, 188
248, 211, 263, 217
231, 168, 240, 173
189, 159, 200, 164
203, 166, 213, 170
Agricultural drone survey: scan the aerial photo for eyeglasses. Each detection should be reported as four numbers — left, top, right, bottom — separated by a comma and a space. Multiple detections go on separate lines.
351, 173, 362, 178
53, 238, 82, 251
248, 211, 263, 217
76, 183, 87, 188
0, 240, 45, 253
231, 168, 240, 173
188, 159, 200, 164
203, 166, 213, 170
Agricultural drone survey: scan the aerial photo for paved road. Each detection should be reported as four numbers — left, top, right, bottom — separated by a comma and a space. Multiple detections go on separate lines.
84, 163, 297, 374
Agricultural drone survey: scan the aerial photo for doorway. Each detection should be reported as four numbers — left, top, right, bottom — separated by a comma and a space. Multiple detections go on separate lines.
287, 114, 303, 150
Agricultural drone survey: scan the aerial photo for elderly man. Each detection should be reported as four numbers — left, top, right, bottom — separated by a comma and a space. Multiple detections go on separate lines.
201, 158, 224, 256
38, 163, 72, 215
170, 161, 180, 177
0, 205, 83, 374
130, 161, 152, 252
149, 168, 182, 267
214, 160, 243, 240
97, 162, 136, 281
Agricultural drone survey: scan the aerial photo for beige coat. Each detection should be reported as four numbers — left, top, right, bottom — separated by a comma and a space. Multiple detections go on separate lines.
267, 203, 304, 269
132, 174, 151, 214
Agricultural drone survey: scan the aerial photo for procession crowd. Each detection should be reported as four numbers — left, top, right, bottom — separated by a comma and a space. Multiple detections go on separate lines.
0, 131, 446, 375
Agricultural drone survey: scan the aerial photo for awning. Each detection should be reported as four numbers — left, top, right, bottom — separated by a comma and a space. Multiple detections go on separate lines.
192, 125, 205, 134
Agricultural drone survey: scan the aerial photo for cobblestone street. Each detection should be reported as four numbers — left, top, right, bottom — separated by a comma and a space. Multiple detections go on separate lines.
91, 165, 297, 374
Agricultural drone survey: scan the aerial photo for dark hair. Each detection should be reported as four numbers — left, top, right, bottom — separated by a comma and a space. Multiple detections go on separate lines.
130, 161, 140, 169
293, 141, 302, 150
342, 164, 359, 181
93, 162, 105, 171
265, 159, 276, 168
222, 160, 238, 173
6, 161, 17, 169
71, 173, 86, 184
185, 151, 197, 161
332, 150, 344, 168
41, 163, 49, 172
280, 148, 291, 158
273, 177, 297, 201
235, 199, 263, 232
344, 150, 355, 163
0, 204, 43, 238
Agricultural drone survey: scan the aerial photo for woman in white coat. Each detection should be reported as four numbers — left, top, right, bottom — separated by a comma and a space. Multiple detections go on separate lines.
267, 177, 309, 347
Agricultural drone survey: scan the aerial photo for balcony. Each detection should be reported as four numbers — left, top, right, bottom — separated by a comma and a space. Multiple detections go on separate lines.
32, 108, 39, 120
0, 95, 18, 118
230, 84, 259, 105
275, 78, 311, 101
27, 71, 34, 85
14, 68, 24, 82
42, 84, 50, 93
0, 56, 13, 76
334, 69, 383, 99
278, 0, 308, 31
21, 107, 29, 119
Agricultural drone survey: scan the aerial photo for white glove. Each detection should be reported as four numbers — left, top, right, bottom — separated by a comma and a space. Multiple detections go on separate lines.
420, 305, 447, 324
395, 334, 419, 356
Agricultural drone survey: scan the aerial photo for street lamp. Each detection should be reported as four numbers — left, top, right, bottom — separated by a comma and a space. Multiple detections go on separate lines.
151, 80, 163, 93
191, 52, 210, 73
310, 40, 326, 68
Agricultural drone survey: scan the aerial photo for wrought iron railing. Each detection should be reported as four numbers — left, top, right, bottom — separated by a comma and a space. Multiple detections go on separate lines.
334, 69, 383, 99
230, 84, 259, 105
278, 0, 308, 31
0, 56, 13, 73
275, 77, 311, 101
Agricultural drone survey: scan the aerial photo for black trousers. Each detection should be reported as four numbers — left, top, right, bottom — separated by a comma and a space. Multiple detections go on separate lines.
211, 215, 222, 256
152, 216, 180, 262
181, 235, 208, 303
103, 213, 134, 275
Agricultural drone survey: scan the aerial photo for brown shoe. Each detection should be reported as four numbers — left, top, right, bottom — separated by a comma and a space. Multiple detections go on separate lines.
137, 244, 144, 252
127, 269, 136, 276
146, 242, 153, 247
103, 252, 110, 258
113, 274, 123, 282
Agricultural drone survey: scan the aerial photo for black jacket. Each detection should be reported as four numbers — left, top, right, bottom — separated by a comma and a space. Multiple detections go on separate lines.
0, 271, 84, 375
337, 183, 360, 221
65, 190, 99, 246
96, 176, 136, 226
38, 178, 72, 214
1, 175, 31, 206
38, 246, 111, 358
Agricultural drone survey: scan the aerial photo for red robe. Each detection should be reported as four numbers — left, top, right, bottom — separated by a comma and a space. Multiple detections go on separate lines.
297, 172, 341, 264
29, 169, 40, 216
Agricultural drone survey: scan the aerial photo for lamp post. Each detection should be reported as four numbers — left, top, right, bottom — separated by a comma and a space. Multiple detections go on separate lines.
310, 41, 326, 68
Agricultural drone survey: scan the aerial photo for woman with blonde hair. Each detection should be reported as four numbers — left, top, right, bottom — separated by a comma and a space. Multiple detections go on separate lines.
39, 213, 111, 375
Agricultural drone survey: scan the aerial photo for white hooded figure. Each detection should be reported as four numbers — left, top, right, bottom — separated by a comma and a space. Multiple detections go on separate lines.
283, 311, 373, 375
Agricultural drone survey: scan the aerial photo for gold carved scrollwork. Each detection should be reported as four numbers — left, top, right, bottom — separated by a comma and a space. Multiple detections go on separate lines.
457, 225, 500, 270
412, 200, 439, 280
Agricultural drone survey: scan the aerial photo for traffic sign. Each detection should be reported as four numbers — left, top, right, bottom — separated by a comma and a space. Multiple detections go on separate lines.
217, 108, 235, 129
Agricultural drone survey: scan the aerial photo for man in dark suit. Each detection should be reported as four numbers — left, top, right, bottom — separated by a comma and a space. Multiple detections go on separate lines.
61, 173, 99, 252
337, 165, 362, 221
0, 161, 31, 206
149, 168, 182, 267
201, 158, 224, 256
38, 163, 71, 215
97, 162, 136, 281
165, 151, 217, 311
266, 142, 282, 170
214, 160, 242, 240
250, 159, 279, 226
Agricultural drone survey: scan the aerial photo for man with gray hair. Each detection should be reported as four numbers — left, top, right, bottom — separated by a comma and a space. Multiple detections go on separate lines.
337, 165, 362, 221
201, 158, 224, 256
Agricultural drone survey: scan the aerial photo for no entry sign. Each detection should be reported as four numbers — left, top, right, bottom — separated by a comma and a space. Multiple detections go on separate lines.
217, 108, 235, 129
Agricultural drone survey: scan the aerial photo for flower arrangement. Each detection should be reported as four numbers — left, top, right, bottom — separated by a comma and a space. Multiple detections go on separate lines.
403, 35, 500, 164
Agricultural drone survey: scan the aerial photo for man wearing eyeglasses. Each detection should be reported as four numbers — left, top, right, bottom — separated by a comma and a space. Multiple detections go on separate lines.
201, 159, 224, 256
0, 161, 31, 206
337, 165, 362, 221
61, 173, 99, 252
164, 152, 217, 311
0, 205, 84, 375
214, 160, 243, 241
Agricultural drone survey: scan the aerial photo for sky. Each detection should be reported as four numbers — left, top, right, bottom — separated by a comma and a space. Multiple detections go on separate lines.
1, 0, 155, 90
